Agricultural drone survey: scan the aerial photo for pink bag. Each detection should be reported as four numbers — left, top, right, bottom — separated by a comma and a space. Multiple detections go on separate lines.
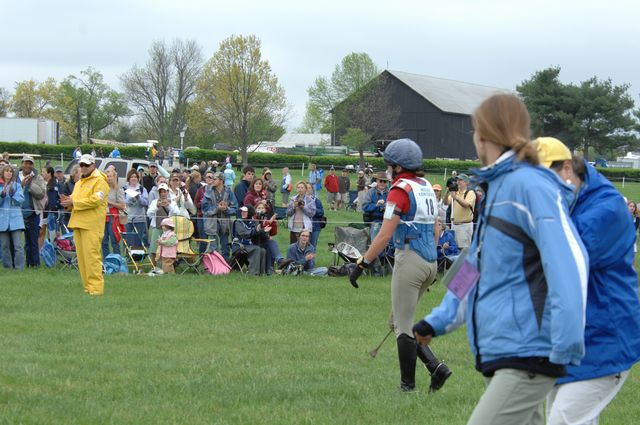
202, 251, 231, 275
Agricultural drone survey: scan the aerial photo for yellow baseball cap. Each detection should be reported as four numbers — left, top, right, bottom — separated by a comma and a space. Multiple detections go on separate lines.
534, 137, 572, 168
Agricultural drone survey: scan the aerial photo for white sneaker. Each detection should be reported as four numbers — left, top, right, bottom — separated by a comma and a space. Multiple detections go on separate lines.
154, 269, 165, 275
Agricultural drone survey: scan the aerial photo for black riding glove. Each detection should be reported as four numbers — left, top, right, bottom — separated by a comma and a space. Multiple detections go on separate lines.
412, 320, 435, 337
348, 256, 370, 288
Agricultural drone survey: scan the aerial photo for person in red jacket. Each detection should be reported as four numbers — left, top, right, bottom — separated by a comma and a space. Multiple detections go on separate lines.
323, 166, 339, 211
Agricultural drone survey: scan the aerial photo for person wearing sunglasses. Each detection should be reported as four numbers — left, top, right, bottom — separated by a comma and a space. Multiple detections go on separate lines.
60, 154, 110, 296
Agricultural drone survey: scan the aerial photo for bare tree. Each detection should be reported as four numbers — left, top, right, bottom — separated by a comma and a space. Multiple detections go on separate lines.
335, 74, 401, 167
0, 87, 10, 117
121, 39, 203, 146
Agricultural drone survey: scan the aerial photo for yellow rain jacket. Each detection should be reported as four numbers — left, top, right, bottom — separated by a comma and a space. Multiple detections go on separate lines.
69, 168, 110, 296
69, 169, 110, 230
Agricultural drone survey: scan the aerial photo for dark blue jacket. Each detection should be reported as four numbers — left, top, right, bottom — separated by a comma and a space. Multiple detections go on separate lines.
361, 187, 388, 222
558, 162, 640, 384
437, 230, 459, 258
311, 197, 324, 232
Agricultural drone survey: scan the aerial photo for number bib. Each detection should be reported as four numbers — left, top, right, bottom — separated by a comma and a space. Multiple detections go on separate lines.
395, 178, 437, 225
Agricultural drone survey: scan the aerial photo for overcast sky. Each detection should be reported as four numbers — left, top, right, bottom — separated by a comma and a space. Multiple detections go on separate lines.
2, 0, 638, 130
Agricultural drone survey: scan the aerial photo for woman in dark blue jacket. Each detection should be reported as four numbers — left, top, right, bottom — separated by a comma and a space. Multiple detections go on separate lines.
537, 137, 640, 425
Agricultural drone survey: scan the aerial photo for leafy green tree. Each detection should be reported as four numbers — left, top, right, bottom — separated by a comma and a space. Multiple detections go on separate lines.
49, 68, 129, 144
9, 78, 57, 118
340, 127, 370, 154
190, 34, 287, 166
71, 68, 130, 142
301, 52, 379, 133
570, 77, 637, 157
518, 67, 638, 159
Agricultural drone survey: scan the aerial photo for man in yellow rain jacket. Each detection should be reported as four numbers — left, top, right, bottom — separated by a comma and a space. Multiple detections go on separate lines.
60, 154, 110, 295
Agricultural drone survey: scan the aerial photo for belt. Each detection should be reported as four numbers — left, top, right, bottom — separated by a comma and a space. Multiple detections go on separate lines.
453, 221, 473, 224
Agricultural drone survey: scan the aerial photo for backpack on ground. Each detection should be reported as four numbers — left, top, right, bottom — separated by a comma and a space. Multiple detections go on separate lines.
203, 251, 232, 275
104, 254, 128, 275
40, 239, 56, 268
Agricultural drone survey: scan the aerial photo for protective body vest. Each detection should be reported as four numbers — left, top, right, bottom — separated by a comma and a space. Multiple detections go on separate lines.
392, 177, 437, 262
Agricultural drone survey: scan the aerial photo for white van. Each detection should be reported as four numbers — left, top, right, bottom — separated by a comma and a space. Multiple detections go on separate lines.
64, 158, 170, 187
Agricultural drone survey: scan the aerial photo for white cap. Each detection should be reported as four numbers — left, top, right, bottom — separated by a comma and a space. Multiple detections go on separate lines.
21, 154, 34, 163
79, 154, 95, 165
157, 183, 169, 191
239, 206, 249, 212
191, 164, 200, 171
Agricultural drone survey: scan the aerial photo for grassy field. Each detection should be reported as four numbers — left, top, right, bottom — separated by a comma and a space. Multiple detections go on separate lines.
2, 168, 640, 424
1, 268, 639, 424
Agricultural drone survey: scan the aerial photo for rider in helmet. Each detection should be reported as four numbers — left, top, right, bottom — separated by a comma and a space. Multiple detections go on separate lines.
349, 138, 452, 392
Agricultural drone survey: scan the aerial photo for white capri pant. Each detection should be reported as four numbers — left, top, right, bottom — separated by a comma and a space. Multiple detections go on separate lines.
546, 370, 629, 425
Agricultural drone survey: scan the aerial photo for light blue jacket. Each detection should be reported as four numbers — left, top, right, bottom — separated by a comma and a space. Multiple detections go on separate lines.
425, 151, 588, 369
558, 162, 640, 384
0, 181, 25, 231
124, 184, 149, 223
224, 164, 236, 187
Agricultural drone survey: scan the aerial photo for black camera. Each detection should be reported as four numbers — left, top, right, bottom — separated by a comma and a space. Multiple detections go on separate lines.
297, 200, 305, 208
446, 177, 459, 192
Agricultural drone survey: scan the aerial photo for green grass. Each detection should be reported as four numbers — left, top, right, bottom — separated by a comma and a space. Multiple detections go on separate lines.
2, 171, 640, 424
1, 268, 639, 424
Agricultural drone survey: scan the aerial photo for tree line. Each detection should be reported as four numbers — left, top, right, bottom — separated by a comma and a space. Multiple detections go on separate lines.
1, 36, 638, 164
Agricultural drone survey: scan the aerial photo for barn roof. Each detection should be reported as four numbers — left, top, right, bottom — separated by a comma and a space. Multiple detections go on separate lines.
386, 70, 513, 115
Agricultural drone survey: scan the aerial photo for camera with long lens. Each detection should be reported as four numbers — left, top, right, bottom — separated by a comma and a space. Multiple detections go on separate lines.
446, 177, 459, 192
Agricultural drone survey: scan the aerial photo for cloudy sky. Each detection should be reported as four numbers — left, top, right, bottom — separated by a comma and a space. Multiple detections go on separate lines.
2, 0, 638, 129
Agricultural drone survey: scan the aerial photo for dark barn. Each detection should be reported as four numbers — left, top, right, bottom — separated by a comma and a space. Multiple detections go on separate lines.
333, 70, 511, 160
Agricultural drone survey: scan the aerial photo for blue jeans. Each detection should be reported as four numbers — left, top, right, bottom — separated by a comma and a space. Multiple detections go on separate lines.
0, 230, 25, 270
23, 213, 40, 267
102, 218, 121, 258
260, 239, 283, 273
207, 233, 230, 261
310, 229, 321, 251
125, 221, 148, 248
196, 218, 208, 254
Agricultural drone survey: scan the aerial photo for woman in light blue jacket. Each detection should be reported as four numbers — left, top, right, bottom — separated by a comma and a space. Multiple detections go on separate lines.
413, 95, 588, 425
124, 169, 149, 247
0, 165, 25, 270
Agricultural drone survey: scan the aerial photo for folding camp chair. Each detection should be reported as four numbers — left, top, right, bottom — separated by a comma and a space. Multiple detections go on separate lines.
170, 215, 217, 274
328, 225, 370, 266
121, 226, 153, 274
54, 231, 78, 270
229, 243, 250, 274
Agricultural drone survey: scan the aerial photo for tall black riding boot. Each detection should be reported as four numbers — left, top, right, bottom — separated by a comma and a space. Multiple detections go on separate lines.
396, 334, 418, 392
417, 344, 452, 392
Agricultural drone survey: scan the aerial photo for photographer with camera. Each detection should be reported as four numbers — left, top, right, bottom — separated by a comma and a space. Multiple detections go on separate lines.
168, 172, 195, 219
286, 181, 316, 244
443, 173, 475, 250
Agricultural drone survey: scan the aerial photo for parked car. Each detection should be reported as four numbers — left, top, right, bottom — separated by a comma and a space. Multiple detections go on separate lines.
64, 158, 170, 187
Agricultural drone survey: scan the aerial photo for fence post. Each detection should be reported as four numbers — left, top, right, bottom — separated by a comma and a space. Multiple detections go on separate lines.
60, 153, 64, 168
443, 167, 447, 182
301, 162, 305, 177
622, 176, 625, 188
